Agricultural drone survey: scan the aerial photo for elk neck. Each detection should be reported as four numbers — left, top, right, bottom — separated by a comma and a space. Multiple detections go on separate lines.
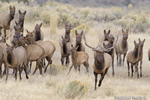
139, 46, 143, 58
8, 14, 14, 26
95, 53, 105, 70
62, 43, 67, 55
133, 47, 139, 58
122, 38, 127, 50
65, 32, 70, 42
35, 31, 41, 41
76, 42, 81, 51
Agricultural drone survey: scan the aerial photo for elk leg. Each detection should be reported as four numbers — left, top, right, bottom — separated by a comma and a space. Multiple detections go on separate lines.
78, 65, 80, 74
66, 56, 69, 66
39, 61, 43, 75
84, 62, 89, 74
135, 64, 139, 78
3, 65, 6, 75
98, 68, 108, 87
94, 72, 98, 90
131, 64, 133, 77
44, 62, 49, 73
24, 64, 29, 79
29, 61, 32, 73
123, 53, 126, 66
15, 67, 18, 81
67, 64, 73, 75
140, 60, 142, 77
0, 28, 2, 36
32, 61, 39, 75
116, 51, 118, 66
119, 54, 122, 66
112, 60, 114, 76
43, 59, 46, 67
19, 68, 22, 80
61, 56, 64, 65
6, 67, 9, 82
4, 29, 6, 37
127, 61, 130, 76
0, 62, 2, 78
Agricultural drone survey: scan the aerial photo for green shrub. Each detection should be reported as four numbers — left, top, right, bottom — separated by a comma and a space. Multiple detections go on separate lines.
48, 64, 66, 76
65, 80, 88, 99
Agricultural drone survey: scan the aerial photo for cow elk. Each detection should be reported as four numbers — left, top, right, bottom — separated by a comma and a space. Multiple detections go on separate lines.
115, 29, 128, 66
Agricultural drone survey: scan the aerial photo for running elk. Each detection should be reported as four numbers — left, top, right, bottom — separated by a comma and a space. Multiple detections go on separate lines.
83, 34, 112, 90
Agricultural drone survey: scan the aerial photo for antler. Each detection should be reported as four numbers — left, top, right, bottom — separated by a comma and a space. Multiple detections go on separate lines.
83, 33, 95, 50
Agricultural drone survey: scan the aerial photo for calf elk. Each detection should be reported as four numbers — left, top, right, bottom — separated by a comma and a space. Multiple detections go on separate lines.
67, 45, 89, 75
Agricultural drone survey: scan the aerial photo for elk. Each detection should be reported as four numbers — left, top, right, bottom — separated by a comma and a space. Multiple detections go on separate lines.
83, 34, 112, 90
126, 41, 140, 78
25, 30, 55, 73
59, 24, 72, 66
138, 38, 145, 77
34, 23, 44, 41
6, 45, 29, 81
0, 6, 15, 37
10, 21, 23, 45
115, 29, 128, 66
74, 30, 85, 52
10, 10, 26, 32
103, 34, 115, 75
17, 30, 45, 74
67, 45, 89, 75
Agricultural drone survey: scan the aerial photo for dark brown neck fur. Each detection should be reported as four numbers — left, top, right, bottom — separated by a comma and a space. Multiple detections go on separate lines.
95, 54, 105, 70
133, 48, 138, 58
76, 42, 81, 51
122, 39, 127, 49
7, 53, 12, 65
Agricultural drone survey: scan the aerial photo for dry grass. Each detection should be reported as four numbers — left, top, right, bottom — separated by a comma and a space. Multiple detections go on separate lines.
1, 3, 150, 100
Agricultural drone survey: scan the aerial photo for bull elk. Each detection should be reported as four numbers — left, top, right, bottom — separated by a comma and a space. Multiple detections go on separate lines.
83, 34, 112, 90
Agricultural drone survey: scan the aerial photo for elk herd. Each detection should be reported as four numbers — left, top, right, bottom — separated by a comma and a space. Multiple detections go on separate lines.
0, 6, 149, 90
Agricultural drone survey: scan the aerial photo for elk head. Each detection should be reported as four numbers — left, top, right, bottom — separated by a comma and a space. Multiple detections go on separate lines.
75, 30, 83, 44
19, 10, 26, 22
9, 6, 15, 17
35, 23, 42, 33
65, 24, 71, 34
122, 29, 128, 40
138, 38, 145, 47
104, 30, 110, 41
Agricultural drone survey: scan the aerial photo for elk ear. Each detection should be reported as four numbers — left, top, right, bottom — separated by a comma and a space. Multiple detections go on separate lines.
81, 31, 83, 36
104, 30, 106, 34
39, 23, 42, 28
13, 6, 15, 10
134, 41, 136, 45
108, 30, 111, 34
14, 26, 16, 30
138, 38, 141, 42
19, 10, 21, 14
24, 11, 26, 15
143, 39, 145, 43
26, 29, 29, 33
35, 24, 38, 28
122, 29, 125, 34
75, 30, 77, 35
9, 6, 12, 10
15, 21, 18, 25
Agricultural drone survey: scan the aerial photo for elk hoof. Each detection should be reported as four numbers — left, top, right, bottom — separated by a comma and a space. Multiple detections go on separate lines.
98, 82, 101, 87
140, 74, 142, 77
26, 75, 29, 79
